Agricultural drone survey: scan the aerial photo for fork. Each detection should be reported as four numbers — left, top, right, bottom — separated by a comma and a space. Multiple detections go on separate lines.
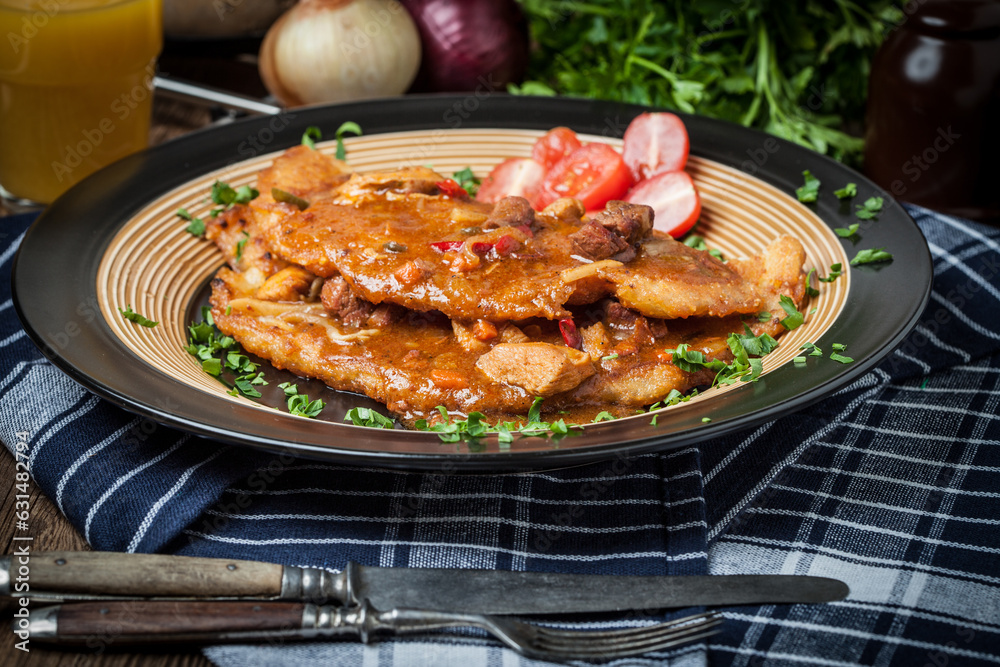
369, 605, 724, 660
26, 599, 722, 660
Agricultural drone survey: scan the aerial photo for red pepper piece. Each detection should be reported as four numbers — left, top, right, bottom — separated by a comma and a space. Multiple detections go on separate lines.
436, 179, 469, 199
515, 223, 534, 238
559, 318, 582, 349
430, 241, 465, 252
493, 235, 520, 256
469, 241, 493, 255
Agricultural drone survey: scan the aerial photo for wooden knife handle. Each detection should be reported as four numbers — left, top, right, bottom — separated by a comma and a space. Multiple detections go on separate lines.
17, 552, 283, 598
41, 601, 305, 644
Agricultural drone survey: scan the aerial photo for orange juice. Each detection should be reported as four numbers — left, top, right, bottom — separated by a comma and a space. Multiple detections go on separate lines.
0, 0, 162, 203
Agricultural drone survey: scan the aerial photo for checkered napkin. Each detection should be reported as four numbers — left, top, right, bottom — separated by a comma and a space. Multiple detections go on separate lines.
2, 204, 998, 666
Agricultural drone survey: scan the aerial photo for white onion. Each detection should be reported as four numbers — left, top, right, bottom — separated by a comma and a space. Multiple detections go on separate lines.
259, 0, 422, 107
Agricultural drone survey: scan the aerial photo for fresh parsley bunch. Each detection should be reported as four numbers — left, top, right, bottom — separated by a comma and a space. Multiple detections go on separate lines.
515, 0, 902, 164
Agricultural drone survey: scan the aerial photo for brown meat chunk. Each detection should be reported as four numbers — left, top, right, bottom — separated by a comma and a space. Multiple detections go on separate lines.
320, 276, 374, 326
484, 196, 535, 229
570, 221, 631, 260
475, 343, 595, 396
591, 201, 653, 243
604, 301, 640, 331
366, 304, 404, 328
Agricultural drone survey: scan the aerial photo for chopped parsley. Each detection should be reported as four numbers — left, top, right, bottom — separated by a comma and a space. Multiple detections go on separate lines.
804, 269, 820, 297
345, 407, 394, 428
178, 180, 258, 237
795, 170, 820, 203
176, 208, 205, 237
235, 231, 250, 263
334, 121, 362, 161
850, 248, 893, 266
601, 353, 619, 361
701, 417, 712, 423
830, 351, 854, 364
667, 325, 778, 387
757, 311, 772, 322
118, 304, 158, 328
412, 399, 577, 443
800, 342, 823, 357
278, 382, 325, 417
452, 167, 481, 197
212, 181, 259, 209
301, 126, 322, 150
683, 234, 725, 261
834, 182, 857, 199
592, 411, 616, 422
854, 196, 884, 220
834, 223, 860, 238
818, 262, 843, 283
778, 295, 804, 330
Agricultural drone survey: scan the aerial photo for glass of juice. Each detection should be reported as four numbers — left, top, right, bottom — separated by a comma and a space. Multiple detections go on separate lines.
0, 0, 163, 205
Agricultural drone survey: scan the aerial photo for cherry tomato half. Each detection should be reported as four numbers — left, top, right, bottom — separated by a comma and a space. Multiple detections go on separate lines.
622, 112, 690, 182
475, 158, 546, 206
536, 143, 633, 210
624, 170, 701, 238
532, 127, 582, 170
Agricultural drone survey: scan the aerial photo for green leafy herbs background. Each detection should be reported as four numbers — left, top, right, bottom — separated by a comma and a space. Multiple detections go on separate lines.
515, 0, 903, 165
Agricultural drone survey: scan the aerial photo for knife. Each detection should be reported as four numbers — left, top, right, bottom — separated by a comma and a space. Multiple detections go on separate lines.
0, 551, 849, 613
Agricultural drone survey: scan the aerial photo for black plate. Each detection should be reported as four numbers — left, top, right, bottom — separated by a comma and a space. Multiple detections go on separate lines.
12, 94, 932, 470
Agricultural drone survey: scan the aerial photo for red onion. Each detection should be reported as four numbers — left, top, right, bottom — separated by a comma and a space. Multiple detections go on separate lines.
400, 0, 530, 93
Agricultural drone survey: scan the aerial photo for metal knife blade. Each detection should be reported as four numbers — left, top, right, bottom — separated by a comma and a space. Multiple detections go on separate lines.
1, 552, 849, 613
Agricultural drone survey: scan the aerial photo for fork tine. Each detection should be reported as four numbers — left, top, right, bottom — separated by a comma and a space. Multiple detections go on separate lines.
526, 613, 723, 659
529, 611, 719, 640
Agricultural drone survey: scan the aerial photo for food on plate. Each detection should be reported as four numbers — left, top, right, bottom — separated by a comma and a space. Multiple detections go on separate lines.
478, 112, 701, 237
198, 132, 808, 428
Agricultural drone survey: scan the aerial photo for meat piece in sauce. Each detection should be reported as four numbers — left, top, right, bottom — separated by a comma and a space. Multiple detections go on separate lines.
475, 343, 595, 396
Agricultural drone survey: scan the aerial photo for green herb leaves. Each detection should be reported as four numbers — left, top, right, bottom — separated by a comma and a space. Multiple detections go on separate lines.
301, 126, 322, 149
345, 407, 394, 428
778, 295, 804, 330
667, 325, 779, 388
177, 180, 259, 238
118, 305, 158, 328
854, 196, 884, 220
683, 234, 725, 261
851, 247, 893, 266
796, 170, 820, 203
335, 121, 362, 161
834, 183, 857, 199
796, 341, 854, 365
452, 167, 481, 197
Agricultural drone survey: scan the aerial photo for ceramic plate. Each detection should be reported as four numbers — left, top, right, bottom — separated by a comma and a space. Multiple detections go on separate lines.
13, 95, 931, 469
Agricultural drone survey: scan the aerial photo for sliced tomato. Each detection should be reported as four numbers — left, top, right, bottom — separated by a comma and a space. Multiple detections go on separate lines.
475, 158, 546, 205
531, 127, 582, 170
622, 112, 690, 182
624, 171, 701, 238
536, 143, 633, 210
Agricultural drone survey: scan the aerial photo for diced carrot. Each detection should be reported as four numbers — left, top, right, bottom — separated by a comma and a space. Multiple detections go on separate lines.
430, 369, 469, 390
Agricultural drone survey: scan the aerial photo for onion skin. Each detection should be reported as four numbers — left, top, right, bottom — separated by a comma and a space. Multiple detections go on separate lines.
260, 0, 422, 107
400, 0, 530, 93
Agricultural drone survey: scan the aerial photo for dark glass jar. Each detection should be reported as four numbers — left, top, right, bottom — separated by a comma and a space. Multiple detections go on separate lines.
865, 0, 1000, 222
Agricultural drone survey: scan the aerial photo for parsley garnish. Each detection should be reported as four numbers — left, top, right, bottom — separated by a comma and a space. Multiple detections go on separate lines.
301, 126, 322, 150
334, 121, 362, 161
345, 407, 394, 428
235, 231, 250, 263
850, 248, 893, 266
212, 181, 259, 209
592, 411, 616, 422
834, 183, 857, 199
601, 353, 619, 361
667, 325, 778, 387
834, 223, 860, 238
757, 311, 772, 322
118, 305, 158, 328
452, 167, 481, 196
818, 262, 843, 282
854, 196, 884, 220
778, 295, 804, 330
411, 399, 579, 443
804, 269, 820, 297
176, 208, 205, 237
683, 234, 725, 261
796, 170, 820, 203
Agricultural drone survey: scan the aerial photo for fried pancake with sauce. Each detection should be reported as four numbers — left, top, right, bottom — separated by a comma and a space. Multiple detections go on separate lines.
252, 154, 806, 322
